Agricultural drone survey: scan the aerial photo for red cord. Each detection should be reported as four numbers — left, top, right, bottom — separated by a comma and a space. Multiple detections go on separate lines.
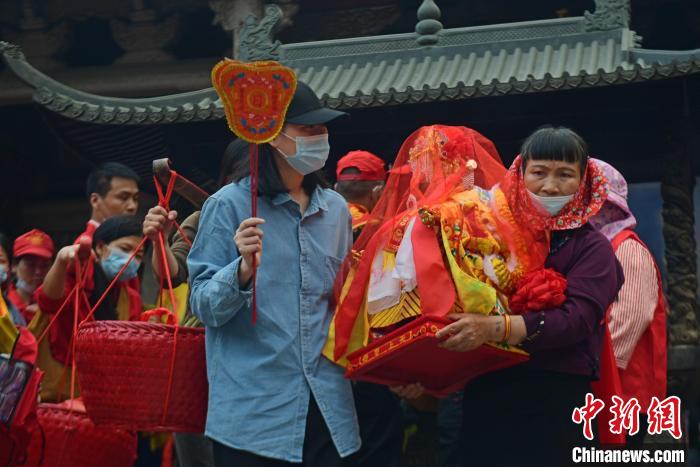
68, 258, 81, 410
79, 236, 148, 326
153, 172, 193, 249
36, 256, 91, 344
35, 283, 79, 345
157, 231, 180, 426
173, 221, 193, 248
153, 171, 184, 426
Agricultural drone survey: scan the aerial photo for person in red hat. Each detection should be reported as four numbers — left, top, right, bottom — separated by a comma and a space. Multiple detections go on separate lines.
7, 229, 54, 323
334, 150, 386, 236
334, 151, 403, 467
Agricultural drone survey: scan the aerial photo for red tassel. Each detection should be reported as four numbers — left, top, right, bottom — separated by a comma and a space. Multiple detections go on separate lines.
161, 434, 174, 467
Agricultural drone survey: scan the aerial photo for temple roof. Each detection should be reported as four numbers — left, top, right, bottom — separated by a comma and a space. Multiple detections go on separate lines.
2, 1, 699, 125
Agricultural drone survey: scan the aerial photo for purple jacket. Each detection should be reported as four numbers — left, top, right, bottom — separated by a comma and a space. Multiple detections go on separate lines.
521, 224, 624, 378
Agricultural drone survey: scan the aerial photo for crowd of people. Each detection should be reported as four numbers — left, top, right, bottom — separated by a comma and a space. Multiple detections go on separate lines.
0, 81, 667, 467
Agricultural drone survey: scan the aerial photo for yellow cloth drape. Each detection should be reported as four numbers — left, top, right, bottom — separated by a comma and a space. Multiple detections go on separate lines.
439, 202, 496, 316
146, 283, 190, 323
0, 293, 19, 355
322, 268, 369, 367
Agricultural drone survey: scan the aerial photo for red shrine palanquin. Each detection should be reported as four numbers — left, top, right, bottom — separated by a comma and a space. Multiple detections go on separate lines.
323, 126, 556, 396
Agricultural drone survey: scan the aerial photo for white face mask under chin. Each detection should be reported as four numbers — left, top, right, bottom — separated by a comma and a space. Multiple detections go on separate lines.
528, 190, 575, 216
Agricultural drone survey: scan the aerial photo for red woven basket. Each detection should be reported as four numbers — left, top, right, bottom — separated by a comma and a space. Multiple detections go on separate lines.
24, 402, 137, 467
74, 320, 207, 432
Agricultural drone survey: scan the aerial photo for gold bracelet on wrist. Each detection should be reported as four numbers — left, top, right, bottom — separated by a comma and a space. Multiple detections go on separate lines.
501, 314, 511, 344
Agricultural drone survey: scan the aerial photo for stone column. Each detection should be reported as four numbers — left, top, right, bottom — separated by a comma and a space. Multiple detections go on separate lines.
662, 133, 700, 348
661, 122, 700, 405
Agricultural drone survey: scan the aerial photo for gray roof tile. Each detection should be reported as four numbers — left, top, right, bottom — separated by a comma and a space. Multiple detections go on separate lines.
1, 15, 699, 124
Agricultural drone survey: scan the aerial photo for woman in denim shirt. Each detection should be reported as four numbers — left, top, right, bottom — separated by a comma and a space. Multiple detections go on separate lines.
188, 82, 360, 467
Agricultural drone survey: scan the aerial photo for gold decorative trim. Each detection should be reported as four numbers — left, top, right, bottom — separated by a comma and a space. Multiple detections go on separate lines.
348, 323, 440, 372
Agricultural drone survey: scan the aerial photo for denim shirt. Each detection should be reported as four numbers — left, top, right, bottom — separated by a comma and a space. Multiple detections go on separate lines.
188, 178, 360, 462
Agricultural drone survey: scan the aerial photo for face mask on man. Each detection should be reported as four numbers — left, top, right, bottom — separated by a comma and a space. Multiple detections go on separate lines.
0, 264, 7, 285
100, 248, 140, 282
528, 191, 574, 216
16, 278, 38, 294
278, 133, 330, 175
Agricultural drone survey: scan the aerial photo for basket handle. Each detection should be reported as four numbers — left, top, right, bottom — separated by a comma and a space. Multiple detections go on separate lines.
140, 307, 177, 326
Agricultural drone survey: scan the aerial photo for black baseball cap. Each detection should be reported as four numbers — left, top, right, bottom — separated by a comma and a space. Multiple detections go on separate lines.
285, 81, 348, 125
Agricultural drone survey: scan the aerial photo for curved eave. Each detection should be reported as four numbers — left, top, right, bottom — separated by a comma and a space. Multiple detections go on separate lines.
33, 86, 224, 125
0, 41, 223, 124
34, 59, 700, 123
2, 40, 700, 125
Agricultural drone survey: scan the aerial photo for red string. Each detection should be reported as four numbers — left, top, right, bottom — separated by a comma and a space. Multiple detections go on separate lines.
158, 268, 165, 308
173, 221, 193, 248
155, 169, 210, 201
153, 171, 193, 250
68, 258, 81, 411
153, 171, 177, 211
79, 236, 148, 326
35, 283, 79, 345
36, 254, 91, 345
249, 143, 259, 324
55, 259, 91, 403
152, 171, 185, 426
157, 231, 180, 426
59, 271, 80, 462
48, 258, 84, 414
159, 170, 209, 202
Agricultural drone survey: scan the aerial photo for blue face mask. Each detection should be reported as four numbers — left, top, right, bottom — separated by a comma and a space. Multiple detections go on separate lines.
100, 248, 140, 282
278, 132, 330, 175
528, 191, 574, 216
16, 278, 37, 294
0, 265, 7, 285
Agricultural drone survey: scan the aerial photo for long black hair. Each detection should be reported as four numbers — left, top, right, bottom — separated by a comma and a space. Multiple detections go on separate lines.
229, 142, 329, 197
521, 126, 588, 174
218, 139, 250, 188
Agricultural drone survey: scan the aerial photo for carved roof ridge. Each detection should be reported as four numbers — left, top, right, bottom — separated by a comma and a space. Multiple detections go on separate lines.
2, 2, 699, 124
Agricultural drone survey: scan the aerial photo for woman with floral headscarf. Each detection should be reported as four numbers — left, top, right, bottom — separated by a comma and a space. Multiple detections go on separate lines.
435, 127, 624, 466
589, 159, 667, 448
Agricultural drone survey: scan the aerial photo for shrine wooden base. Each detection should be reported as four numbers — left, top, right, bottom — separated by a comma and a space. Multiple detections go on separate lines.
345, 316, 529, 397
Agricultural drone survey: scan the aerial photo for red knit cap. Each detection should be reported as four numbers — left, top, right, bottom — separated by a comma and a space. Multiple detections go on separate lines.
336, 150, 386, 181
